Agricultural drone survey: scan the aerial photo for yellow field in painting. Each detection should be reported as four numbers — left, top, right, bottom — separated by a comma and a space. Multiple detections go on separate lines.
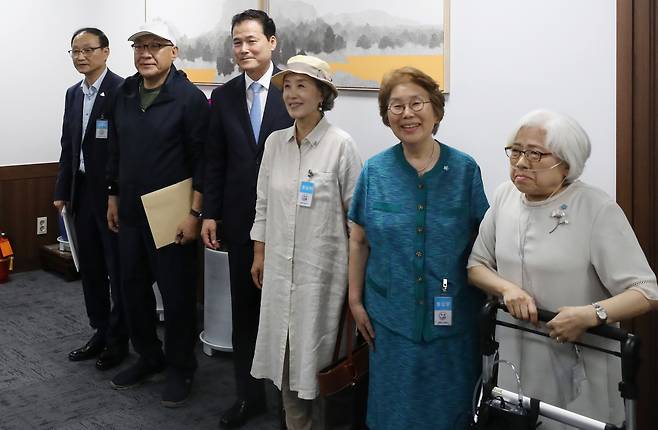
182, 54, 445, 88
183, 68, 217, 83
330, 55, 444, 89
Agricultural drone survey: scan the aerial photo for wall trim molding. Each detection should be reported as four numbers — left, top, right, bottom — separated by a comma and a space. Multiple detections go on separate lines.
0, 162, 59, 181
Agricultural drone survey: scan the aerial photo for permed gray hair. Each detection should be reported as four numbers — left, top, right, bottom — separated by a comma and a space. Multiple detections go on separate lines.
507, 109, 591, 182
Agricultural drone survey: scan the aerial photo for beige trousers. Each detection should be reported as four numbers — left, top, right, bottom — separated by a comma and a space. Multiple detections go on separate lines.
281, 342, 325, 430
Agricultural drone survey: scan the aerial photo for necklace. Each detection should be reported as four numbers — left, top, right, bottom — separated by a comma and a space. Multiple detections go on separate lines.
414, 141, 436, 175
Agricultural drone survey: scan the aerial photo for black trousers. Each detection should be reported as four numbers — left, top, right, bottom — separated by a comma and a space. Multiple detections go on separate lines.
227, 240, 265, 404
73, 174, 127, 347
119, 222, 198, 374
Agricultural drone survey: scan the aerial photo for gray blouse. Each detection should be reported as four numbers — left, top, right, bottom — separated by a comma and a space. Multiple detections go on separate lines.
468, 180, 657, 428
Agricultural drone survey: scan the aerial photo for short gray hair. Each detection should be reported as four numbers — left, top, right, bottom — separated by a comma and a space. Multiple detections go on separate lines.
507, 109, 591, 182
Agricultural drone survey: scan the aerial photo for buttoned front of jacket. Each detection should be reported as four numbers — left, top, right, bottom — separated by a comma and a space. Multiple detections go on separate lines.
250, 117, 363, 399
349, 143, 489, 342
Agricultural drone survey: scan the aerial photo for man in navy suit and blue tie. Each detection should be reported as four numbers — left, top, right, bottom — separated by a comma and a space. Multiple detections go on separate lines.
202, 9, 293, 429
54, 27, 128, 371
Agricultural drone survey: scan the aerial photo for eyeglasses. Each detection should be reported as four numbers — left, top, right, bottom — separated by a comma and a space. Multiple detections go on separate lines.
504, 146, 553, 163
131, 42, 174, 53
387, 98, 431, 115
68, 46, 102, 57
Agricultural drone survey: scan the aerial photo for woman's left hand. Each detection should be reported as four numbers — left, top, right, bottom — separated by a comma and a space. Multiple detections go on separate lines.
546, 305, 598, 343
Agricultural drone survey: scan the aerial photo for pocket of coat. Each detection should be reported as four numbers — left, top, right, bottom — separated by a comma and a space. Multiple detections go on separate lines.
373, 201, 403, 213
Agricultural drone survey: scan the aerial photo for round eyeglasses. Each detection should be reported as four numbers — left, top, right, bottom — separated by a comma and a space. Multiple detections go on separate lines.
387, 99, 431, 115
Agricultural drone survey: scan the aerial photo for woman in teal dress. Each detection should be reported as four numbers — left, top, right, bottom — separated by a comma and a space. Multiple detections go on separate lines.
348, 67, 489, 429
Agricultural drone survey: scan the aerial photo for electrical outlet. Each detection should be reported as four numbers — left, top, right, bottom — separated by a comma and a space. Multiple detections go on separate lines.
37, 216, 47, 235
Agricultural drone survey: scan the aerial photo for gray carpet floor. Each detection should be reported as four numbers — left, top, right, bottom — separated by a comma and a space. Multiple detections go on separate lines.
0, 270, 280, 430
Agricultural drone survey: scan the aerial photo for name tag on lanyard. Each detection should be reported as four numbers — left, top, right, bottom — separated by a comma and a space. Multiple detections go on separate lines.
434, 278, 453, 326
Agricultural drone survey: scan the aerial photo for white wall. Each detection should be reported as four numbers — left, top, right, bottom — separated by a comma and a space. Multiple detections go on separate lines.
1, 0, 616, 198
327, 0, 616, 197
0, 1, 142, 167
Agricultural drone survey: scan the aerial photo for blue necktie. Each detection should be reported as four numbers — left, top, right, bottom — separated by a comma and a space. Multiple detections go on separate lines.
249, 82, 263, 143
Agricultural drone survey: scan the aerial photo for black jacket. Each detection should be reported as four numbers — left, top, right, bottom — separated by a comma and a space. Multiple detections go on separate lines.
203, 67, 293, 244
108, 65, 209, 225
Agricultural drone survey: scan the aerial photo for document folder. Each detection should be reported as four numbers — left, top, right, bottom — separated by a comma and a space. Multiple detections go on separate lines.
141, 178, 193, 249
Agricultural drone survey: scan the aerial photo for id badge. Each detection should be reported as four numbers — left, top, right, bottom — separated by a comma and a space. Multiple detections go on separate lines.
434, 296, 453, 326
298, 181, 315, 207
96, 119, 109, 139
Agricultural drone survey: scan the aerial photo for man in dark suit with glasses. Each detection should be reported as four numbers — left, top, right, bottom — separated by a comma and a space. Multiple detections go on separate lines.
54, 27, 128, 372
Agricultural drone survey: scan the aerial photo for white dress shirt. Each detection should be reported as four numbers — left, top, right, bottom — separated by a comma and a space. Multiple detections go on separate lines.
244, 61, 274, 124
79, 66, 108, 172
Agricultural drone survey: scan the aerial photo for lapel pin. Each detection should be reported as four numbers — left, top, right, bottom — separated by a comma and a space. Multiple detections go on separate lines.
443, 165, 449, 171
100, 92, 105, 97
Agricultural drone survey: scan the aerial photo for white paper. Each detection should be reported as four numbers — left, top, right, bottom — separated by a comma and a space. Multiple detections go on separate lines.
61, 206, 80, 271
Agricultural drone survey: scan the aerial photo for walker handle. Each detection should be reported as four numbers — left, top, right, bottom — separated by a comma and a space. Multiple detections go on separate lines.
497, 302, 629, 341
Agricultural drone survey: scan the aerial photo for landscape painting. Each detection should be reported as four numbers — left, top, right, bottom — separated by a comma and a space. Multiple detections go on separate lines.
267, 0, 448, 90
145, 0, 447, 90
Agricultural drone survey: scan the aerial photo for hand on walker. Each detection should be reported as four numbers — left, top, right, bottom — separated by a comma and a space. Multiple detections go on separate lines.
547, 305, 597, 343
502, 283, 538, 326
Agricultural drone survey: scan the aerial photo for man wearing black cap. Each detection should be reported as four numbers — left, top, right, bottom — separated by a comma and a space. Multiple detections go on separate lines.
54, 27, 128, 371
107, 21, 209, 407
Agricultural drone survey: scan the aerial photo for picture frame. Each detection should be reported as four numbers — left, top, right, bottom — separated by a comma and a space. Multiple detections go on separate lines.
264, 0, 449, 92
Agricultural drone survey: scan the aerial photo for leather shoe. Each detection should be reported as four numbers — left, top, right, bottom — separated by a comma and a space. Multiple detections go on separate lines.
68, 332, 105, 362
219, 399, 266, 428
95, 345, 129, 371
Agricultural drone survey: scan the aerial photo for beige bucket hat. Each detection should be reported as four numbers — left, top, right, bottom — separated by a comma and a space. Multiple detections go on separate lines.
271, 55, 338, 98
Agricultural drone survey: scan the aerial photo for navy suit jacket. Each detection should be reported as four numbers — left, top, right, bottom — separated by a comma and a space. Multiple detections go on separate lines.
54, 69, 123, 214
204, 67, 293, 244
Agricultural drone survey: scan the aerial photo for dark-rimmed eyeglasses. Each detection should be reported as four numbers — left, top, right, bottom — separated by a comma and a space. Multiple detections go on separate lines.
504, 146, 553, 163
387, 99, 431, 115
131, 43, 174, 53
68, 47, 102, 57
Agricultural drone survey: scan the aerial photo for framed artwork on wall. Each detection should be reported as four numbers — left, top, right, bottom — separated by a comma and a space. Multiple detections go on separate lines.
144, 0, 266, 84
264, 0, 449, 91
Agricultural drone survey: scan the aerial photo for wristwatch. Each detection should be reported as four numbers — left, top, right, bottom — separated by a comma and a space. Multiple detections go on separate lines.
591, 302, 608, 325
189, 208, 203, 219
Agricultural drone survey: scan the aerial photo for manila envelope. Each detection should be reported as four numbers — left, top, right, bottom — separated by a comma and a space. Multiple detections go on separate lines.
141, 178, 192, 249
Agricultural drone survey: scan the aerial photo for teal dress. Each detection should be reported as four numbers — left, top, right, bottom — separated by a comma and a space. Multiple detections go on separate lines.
348, 143, 489, 430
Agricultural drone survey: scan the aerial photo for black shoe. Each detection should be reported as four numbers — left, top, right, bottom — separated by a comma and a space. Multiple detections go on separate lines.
95, 345, 129, 371
219, 399, 267, 428
110, 358, 165, 390
161, 371, 193, 408
68, 332, 105, 361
